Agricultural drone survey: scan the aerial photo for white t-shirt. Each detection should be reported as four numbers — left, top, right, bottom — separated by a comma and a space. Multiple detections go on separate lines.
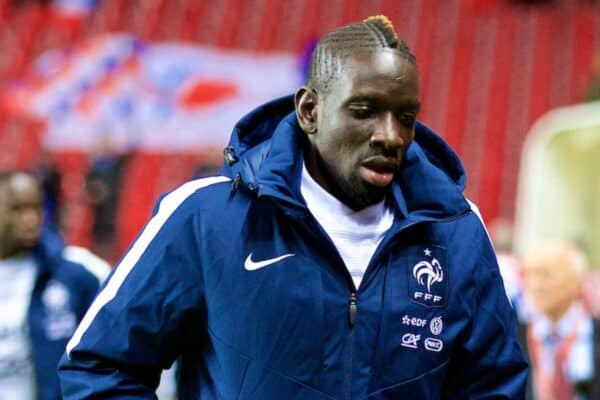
0, 254, 37, 400
300, 164, 394, 289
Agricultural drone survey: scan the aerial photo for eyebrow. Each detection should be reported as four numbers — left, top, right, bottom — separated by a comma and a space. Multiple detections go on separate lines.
348, 96, 421, 110
409, 102, 422, 112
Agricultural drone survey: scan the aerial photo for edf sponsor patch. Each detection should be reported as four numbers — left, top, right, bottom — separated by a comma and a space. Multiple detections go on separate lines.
407, 246, 448, 308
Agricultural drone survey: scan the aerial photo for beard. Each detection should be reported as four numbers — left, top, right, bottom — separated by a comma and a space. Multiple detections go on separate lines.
318, 155, 390, 211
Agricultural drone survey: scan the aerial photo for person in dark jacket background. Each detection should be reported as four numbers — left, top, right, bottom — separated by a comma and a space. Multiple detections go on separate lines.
0, 170, 109, 400
59, 15, 527, 399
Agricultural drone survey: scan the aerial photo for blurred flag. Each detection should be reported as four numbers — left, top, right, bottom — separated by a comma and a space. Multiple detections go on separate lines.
52, 0, 98, 18
4, 35, 301, 153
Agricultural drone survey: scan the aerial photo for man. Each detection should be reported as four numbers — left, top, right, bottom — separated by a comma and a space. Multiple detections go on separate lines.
518, 239, 599, 400
59, 16, 527, 399
0, 170, 109, 400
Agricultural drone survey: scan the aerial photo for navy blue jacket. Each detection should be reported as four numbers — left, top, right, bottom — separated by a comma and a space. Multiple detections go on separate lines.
59, 96, 527, 399
27, 229, 106, 400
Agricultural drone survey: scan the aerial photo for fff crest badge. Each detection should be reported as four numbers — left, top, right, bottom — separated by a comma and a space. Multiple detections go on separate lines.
408, 246, 448, 308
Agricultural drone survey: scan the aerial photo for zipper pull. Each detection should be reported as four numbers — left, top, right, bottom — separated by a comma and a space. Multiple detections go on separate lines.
223, 146, 238, 166
348, 292, 357, 327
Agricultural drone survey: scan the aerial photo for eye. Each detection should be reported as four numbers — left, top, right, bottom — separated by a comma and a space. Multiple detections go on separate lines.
398, 112, 417, 127
348, 105, 374, 119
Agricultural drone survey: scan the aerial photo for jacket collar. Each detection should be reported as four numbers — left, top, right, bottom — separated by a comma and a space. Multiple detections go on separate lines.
31, 228, 64, 279
222, 95, 470, 222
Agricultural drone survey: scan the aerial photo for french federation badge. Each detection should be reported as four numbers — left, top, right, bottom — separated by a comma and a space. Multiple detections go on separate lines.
408, 246, 448, 308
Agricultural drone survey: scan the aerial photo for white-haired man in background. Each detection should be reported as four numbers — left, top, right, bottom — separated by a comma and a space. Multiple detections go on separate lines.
519, 239, 599, 400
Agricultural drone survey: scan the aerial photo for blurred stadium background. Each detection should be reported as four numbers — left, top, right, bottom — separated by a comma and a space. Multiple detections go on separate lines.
0, 0, 599, 266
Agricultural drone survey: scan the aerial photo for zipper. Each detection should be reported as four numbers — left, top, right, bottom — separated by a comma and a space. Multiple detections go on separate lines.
296, 214, 412, 400
293, 211, 469, 399
294, 215, 358, 398
301, 216, 357, 290
348, 292, 357, 327
344, 323, 355, 400
340, 219, 430, 399
344, 290, 357, 400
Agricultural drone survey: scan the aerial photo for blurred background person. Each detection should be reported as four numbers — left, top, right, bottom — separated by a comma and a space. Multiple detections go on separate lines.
33, 151, 61, 230
84, 138, 128, 262
518, 239, 599, 400
0, 170, 109, 400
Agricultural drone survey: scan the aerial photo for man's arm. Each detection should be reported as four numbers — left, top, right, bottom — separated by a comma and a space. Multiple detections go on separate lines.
58, 179, 219, 399
442, 217, 528, 399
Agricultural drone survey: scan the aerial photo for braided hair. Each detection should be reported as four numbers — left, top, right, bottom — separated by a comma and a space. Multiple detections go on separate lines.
307, 15, 417, 93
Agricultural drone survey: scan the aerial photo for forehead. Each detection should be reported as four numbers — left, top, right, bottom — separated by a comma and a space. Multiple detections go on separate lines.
524, 248, 575, 274
334, 50, 420, 102
4, 175, 42, 205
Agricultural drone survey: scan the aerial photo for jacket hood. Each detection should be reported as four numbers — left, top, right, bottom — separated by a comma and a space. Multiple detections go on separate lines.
221, 95, 470, 220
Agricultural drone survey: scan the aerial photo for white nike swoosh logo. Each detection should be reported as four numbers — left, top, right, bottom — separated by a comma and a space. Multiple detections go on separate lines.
244, 252, 295, 271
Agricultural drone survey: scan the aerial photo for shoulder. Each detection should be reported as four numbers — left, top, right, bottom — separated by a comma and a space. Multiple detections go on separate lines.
120, 176, 235, 257
47, 246, 110, 292
34, 230, 104, 285
154, 176, 232, 217
464, 199, 490, 234
432, 200, 499, 285
433, 199, 490, 246
63, 246, 111, 282
139, 176, 234, 241
452, 199, 492, 245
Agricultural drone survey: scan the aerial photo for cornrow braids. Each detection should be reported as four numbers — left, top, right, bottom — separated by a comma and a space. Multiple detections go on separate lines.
307, 15, 417, 93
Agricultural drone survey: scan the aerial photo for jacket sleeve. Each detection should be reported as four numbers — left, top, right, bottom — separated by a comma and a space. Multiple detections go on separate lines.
58, 183, 208, 399
442, 216, 528, 399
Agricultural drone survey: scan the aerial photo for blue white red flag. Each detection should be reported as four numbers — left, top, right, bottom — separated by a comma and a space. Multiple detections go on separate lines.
52, 0, 98, 18
6, 35, 301, 153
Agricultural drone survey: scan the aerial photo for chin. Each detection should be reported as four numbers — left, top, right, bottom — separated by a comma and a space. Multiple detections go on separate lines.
362, 184, 388, 201
20, 237, 40, 248
340, 178, 387, 209
352, 189, 386, 209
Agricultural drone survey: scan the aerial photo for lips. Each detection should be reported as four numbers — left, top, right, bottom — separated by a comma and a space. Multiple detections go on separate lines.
18, 229, 41, 247
360, 156, 400, 187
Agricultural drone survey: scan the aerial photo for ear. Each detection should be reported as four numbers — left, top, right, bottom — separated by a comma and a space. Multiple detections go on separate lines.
294, 86, 318, 134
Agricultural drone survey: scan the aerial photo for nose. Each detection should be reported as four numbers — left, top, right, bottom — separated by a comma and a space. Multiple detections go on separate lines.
19, 206, 42, 230
370, 112, 409, 153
